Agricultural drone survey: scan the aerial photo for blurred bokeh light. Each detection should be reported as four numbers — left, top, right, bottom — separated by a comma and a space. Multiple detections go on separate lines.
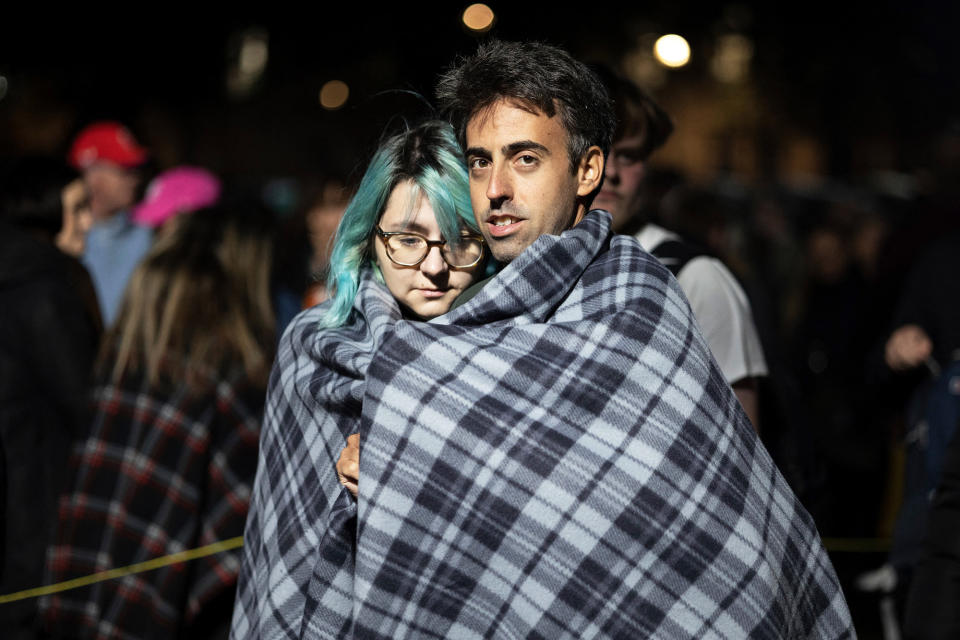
710, 34, 754, 83
654, 34, 691, 68
462, 4, 495, 33
623, 34, 668, 89
319, 80, 350, 110
227, 28, 269, 98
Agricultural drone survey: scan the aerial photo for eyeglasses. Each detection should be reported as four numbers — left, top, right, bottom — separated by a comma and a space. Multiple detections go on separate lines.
375, 226, 485, 268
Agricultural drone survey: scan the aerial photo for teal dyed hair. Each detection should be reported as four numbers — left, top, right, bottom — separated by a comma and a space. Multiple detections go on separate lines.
322, 120, 479, 327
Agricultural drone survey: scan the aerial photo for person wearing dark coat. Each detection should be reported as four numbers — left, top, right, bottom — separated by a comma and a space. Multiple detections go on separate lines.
0, 158, 101, 639
903, 424, 960, 639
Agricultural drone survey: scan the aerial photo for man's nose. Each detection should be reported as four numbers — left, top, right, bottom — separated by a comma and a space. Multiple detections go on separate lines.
604, 155, 619, 182
419, 245, 448, 277
486, 163, 512, 205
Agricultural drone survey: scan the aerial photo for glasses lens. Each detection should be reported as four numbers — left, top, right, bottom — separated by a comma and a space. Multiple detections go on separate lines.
386, 234, 427, 265
443, 237, 484, 267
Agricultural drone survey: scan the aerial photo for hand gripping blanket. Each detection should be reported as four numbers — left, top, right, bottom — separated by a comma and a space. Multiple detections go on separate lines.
232, 211, 853, 639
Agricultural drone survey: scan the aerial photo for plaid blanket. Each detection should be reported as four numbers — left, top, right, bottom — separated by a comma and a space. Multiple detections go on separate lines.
233, 211, 853, 639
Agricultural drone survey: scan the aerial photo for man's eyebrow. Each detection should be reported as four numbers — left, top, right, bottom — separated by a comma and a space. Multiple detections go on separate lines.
503, 140, 550, 156
465, 146, 490, 158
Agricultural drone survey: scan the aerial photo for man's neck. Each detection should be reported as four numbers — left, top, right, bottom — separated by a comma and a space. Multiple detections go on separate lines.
92, 210, 123, 224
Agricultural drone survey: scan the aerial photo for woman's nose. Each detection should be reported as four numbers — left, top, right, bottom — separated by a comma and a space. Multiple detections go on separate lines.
419, 245, 448, 276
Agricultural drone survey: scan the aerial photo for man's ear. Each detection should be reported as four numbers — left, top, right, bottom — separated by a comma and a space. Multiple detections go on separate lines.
576, 146, 605, 197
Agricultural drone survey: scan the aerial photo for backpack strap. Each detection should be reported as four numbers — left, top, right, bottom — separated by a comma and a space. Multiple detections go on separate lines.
649, 238, 707, 276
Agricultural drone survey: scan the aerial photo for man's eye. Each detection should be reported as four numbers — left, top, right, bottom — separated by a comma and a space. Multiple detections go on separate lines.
517, 154, 537, 166
615, 149, 644, 165
469, 158, 489, 169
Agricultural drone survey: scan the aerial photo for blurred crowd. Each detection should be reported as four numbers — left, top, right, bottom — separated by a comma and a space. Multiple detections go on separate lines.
1, 100, 958, 638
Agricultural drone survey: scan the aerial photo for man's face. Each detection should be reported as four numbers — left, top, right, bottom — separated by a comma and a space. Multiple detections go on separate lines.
56, 178, 92, 257
593, 135, 646, 233
306, 202, 346, 264
83, 162, 139, 221
465, 99, 596, 263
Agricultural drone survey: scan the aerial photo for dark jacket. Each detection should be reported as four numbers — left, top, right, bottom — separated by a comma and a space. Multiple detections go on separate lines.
904, 412, 960, 640
0, 222, 100, 637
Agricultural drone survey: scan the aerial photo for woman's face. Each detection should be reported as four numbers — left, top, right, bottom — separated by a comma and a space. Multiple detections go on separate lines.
373, 180, 482, 320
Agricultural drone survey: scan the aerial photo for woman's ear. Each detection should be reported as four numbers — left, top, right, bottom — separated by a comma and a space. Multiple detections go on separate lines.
367, 235, 379, 267
576, 146, 605, 197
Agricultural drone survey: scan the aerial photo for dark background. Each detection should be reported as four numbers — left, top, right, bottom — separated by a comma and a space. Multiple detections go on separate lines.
3, 4, 960, 637
3, 1, 958, 187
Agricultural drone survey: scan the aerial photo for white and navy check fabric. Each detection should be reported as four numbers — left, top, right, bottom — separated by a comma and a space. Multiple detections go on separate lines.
232, 211, 853, 639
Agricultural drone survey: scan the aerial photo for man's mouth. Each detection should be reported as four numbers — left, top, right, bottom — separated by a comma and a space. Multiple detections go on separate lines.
486, 214, 523, 237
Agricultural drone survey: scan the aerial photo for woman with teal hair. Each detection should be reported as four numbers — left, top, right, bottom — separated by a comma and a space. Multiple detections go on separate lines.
322, 119, 487, 327
233, 121, 488, 631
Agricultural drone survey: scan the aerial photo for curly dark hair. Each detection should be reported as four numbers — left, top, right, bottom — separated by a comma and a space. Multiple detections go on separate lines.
435, 40, 616, 172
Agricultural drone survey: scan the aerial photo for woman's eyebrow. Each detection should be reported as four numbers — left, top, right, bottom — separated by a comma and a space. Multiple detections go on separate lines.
382, 221, 430, 234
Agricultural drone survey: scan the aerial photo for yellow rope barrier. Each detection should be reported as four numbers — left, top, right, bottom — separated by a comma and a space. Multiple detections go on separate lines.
0, 536, 244, 605
0, 535, 892, 605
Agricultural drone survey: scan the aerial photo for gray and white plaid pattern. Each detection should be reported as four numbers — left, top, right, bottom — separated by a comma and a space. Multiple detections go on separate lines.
232, 211, 853, 639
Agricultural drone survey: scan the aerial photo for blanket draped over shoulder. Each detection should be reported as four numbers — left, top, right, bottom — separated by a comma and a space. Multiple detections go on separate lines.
233, 211, 853, 639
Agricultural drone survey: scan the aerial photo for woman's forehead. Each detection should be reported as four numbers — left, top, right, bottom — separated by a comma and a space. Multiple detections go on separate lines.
380, 181, 439, 233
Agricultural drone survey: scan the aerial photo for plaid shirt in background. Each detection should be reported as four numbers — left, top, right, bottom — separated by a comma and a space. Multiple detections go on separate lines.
40, 359, 265, 639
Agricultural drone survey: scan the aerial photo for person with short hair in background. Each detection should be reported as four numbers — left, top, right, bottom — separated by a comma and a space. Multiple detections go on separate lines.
68, 121, 153, 327
593, 65, 768, 430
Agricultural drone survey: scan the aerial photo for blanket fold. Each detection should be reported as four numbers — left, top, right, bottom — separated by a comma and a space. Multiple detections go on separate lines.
233, 211, 853, 640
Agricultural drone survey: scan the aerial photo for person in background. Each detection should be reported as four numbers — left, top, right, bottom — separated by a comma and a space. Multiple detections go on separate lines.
131, 165, 222, 236
301, 179, 351, 308
593, 65, 768, 429
0, 157, 100, 640
903, 412, 960, 639
68, 121, 153, 327
879, 231, 960, 632
40, 207, 275, 640
55, 176, 93, 259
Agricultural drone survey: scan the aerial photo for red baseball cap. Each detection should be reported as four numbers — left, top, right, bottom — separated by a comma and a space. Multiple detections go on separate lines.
68, 121, 148, 170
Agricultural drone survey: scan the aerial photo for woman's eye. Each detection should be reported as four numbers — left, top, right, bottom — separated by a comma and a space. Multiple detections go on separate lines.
398, 237, 422, 247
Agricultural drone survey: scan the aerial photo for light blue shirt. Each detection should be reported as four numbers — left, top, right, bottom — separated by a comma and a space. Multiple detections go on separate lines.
81, 212, 153, 327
